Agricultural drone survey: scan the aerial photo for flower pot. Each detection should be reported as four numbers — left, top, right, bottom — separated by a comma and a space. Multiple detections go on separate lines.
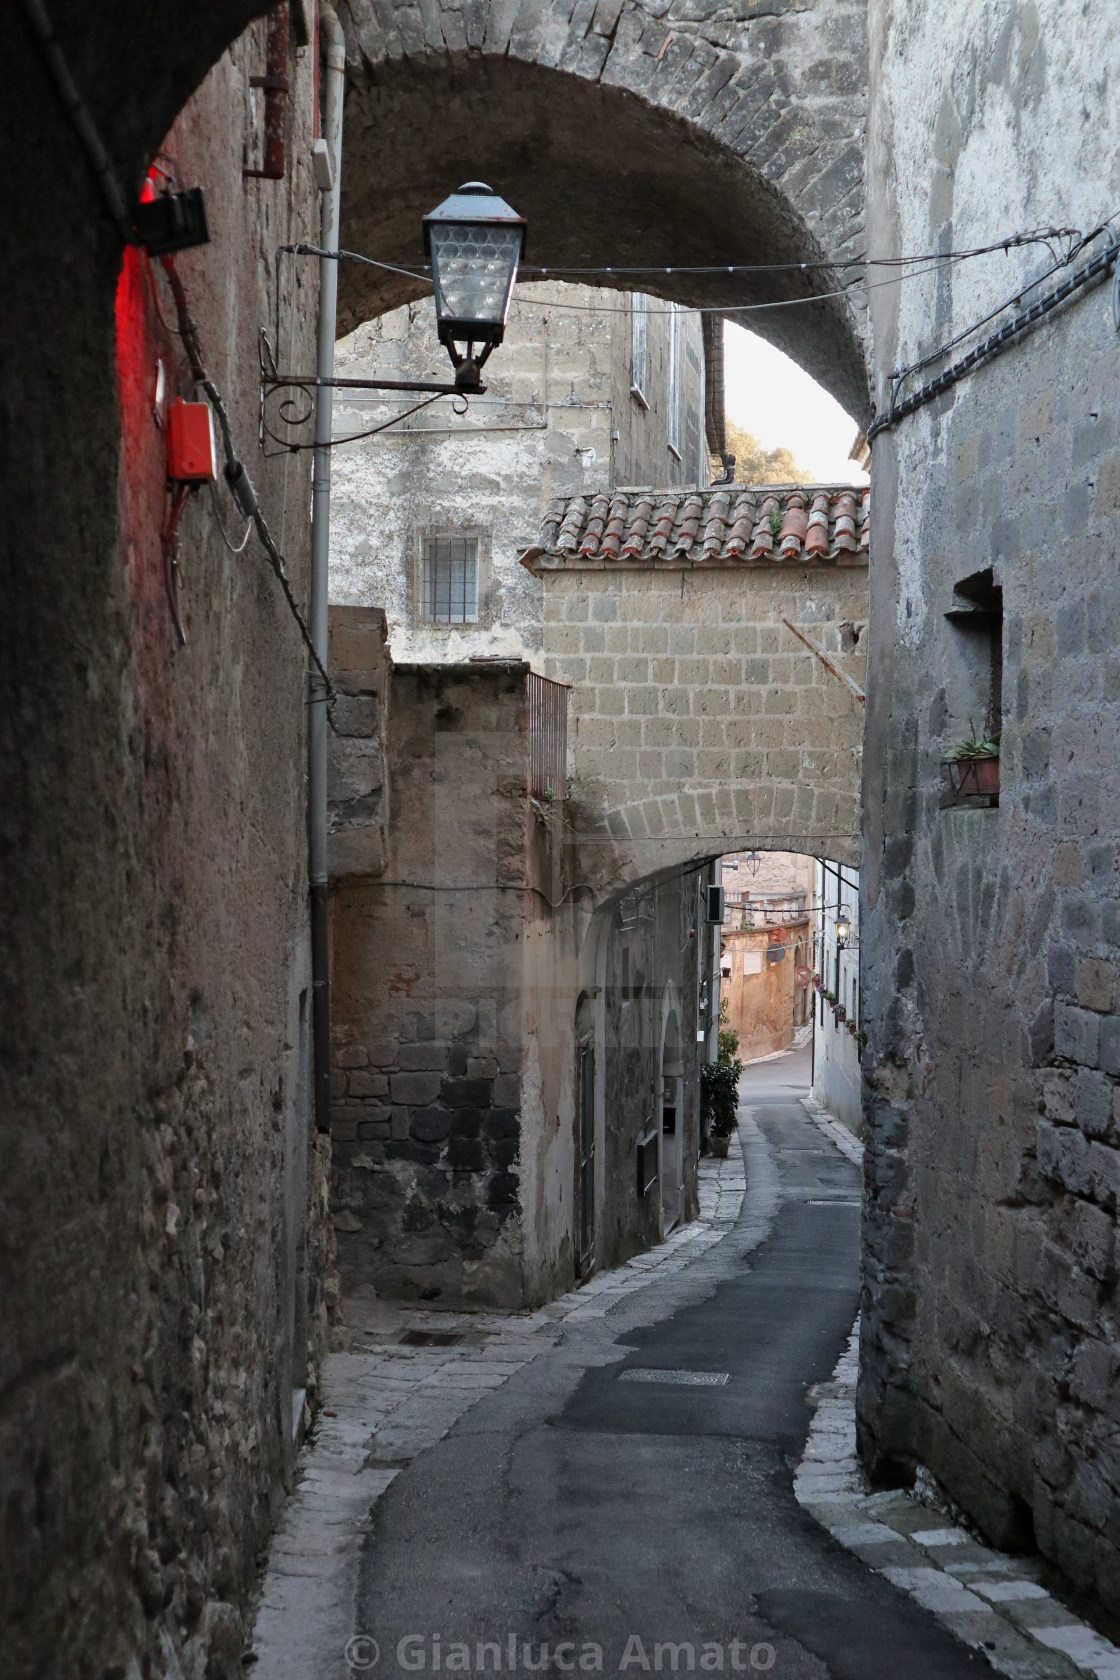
951, 755, 999, 796
710, 1134, 731, 1158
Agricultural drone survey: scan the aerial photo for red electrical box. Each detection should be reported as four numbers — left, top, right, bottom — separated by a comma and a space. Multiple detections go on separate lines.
167, 398, 217, 481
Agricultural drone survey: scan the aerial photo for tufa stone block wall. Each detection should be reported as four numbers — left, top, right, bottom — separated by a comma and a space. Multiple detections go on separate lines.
541, 566, 868, 875
328, 647, 581, 1307
861, 0, 1120, 1615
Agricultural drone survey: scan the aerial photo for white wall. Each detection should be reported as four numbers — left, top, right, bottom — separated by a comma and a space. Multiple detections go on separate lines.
813, 858, 862, 1135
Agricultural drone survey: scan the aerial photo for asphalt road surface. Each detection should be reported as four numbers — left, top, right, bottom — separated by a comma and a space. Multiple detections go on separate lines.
353, 1047, 991, 1680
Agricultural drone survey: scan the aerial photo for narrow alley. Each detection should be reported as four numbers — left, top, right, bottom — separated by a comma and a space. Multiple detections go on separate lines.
254, 1054, 1099, 1680
8, 5, 1120, 1679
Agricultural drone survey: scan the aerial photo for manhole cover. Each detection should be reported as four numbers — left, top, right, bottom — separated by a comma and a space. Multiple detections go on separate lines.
399, 1329, 464, 1347
619, 1368, 730, 1386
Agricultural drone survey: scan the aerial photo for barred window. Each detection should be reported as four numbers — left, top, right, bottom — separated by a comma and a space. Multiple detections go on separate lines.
421, 536, 478, 624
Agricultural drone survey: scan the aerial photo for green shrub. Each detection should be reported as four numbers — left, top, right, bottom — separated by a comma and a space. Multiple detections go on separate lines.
701, 1062, 742, 1138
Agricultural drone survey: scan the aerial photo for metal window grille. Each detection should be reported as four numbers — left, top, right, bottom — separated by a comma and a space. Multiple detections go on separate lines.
421, 536, 478, 624
667, 303, 681, 455
528, 672, 568, 799
630, 294, 648, 397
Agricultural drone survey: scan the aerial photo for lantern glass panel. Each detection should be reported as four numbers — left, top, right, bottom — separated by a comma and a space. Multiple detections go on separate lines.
430, 223, 522, 335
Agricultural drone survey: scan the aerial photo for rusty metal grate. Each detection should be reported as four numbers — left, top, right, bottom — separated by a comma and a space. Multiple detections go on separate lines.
528, 672, 568, 800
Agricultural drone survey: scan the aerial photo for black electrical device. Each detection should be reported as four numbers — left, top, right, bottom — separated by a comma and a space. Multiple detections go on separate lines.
134, 188, 211, 256
706, 884, 725, 923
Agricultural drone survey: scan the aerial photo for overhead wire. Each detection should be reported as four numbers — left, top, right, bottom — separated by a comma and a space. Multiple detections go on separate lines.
868, 225, 1120, 442
155, 256, 334, 700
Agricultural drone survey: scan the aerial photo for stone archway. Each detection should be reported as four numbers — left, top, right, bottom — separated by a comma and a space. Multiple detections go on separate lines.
525, 483, 868, 885
334, 0, 870, 419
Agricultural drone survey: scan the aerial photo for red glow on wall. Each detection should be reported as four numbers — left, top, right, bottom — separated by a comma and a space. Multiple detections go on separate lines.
114, 240, 171, 641
115, 246, 155, 484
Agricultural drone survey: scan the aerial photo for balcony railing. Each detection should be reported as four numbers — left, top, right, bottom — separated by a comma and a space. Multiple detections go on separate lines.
528, 672, 568, 800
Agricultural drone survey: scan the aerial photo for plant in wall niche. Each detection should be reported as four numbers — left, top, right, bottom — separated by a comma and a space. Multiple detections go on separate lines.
943, 722, 1000, 797
702, 1005, 743, 1159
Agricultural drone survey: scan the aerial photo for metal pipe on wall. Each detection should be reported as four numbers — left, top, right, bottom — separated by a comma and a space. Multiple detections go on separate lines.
309, 3, 346, 1134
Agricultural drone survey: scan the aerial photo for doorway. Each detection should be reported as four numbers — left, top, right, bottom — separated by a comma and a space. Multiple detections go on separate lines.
660, 1004, 683, 1234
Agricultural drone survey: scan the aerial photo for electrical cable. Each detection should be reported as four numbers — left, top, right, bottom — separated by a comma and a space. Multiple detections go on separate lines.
157, 255, 334, 700
284, 226, 1079, 283
206, 473, 253, 553
161, 483, 193, 647
370, 878, 599, 909
887, 222, 1107, 387
867, 234, 1120, 442
280, 240, 431, 284
20, 0, 135, 245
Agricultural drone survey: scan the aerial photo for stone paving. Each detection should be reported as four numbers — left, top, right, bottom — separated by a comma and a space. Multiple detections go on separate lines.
795, 1098, 1120, 1680
250, 1147, 746, 1679
254, 1084, 1120, 1680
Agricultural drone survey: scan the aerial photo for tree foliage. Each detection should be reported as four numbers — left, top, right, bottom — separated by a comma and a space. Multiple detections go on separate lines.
724, 420, 813, 485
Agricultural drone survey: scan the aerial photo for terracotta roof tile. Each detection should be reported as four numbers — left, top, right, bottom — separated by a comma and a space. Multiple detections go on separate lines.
523, 484, 870, 571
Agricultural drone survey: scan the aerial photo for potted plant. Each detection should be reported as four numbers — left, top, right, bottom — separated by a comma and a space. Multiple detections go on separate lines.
944, 723, 1001, 797
701, 1005, 744, 1158
834, 1004, 847, 1023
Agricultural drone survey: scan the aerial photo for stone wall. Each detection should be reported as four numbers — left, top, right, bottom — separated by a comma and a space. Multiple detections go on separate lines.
0, 11, 330, 1679
860, 0, 1120, 1611
326, 612, 707, 1304
540, 565, 869, 878
329, 650, 584, 1307
594, 874, 707, 1267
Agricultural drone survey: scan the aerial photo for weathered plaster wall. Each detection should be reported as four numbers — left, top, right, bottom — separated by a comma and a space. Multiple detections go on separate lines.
328, 285, 706, 666
721, 921, 811, 1062
0, 11, 329, 1679
860, 0, 1120, 1609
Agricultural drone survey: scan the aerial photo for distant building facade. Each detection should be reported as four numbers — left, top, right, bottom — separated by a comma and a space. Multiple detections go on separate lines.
719, 852, 815, 1061
328, 284, 710, 664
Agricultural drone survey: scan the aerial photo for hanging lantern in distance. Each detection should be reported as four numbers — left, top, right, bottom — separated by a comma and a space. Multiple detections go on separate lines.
423, 182, 526, 390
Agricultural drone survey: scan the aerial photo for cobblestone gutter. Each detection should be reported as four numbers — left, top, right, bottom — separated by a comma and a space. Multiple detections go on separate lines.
797, 1100, 1120, 1680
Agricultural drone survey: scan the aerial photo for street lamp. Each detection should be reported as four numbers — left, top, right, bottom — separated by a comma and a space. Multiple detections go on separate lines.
835, 917, 851, 948
424, 182, 527, 391
744, 850, 762, 878
264, 183, 527, 421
